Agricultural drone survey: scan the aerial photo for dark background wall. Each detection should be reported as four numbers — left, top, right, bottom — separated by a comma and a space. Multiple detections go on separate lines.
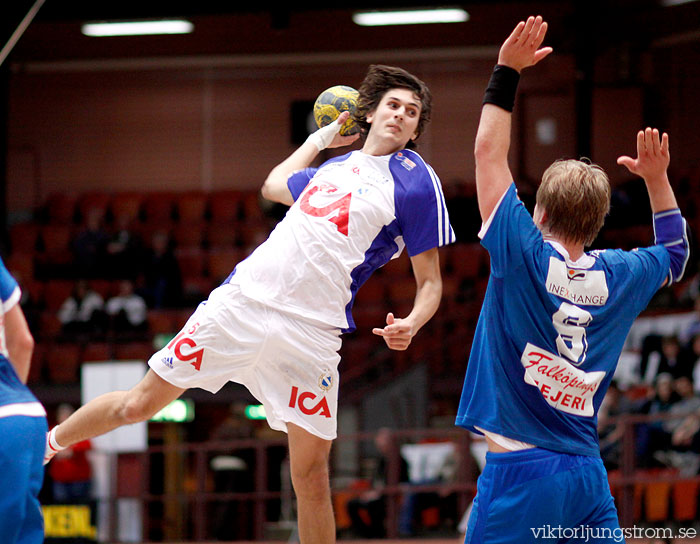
2, 1, 700, 219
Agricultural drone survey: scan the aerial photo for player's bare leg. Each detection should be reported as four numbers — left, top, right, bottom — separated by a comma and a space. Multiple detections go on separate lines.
287, 423, 335, 544
49, 370, 185, 454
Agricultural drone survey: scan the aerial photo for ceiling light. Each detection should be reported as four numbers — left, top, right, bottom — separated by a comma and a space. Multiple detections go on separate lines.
353, 7, 469, 26
660, 0, 700, 5
81, 19, 194, 37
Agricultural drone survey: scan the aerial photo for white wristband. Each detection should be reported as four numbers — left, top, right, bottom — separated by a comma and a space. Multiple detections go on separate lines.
306, 121, 342, 152
49, 425, 65, 450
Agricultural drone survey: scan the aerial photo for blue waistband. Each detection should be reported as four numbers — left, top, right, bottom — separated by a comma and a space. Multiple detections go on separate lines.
485, 447, 595, 465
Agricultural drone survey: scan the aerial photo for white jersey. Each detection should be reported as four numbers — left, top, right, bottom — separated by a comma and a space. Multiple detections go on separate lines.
228, 149, 455, 332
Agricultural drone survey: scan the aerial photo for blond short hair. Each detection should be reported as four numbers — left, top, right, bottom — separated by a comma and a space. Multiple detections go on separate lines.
536, 159, 611, 246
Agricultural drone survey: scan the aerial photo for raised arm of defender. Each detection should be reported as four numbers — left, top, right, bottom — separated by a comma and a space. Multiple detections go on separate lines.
617, 128, 678, 213
619, 128, 688, 286
474, 16, 552, 222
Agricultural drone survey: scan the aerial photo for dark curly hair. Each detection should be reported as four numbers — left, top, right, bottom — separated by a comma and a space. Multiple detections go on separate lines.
352, 65, 432, 149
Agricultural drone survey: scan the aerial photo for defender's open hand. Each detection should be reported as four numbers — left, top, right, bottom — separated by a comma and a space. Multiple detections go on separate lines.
617, 127, 670, 184
498, 15, 553, 72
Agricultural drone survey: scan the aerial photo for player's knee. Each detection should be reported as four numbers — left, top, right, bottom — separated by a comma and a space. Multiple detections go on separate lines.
119, 395, 155, 425
290, 455, 330, 501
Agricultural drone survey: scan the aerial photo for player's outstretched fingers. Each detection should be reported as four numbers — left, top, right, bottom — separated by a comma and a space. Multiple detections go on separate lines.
372, 312, 394, 337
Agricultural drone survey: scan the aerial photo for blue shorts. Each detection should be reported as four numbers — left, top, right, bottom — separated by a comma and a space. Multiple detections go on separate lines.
465, 448, 623, 544
0, 412, 47, 544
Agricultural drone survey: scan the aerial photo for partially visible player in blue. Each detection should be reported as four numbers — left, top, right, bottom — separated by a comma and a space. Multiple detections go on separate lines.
456, 16, 689, 544
0, 257, 46, 543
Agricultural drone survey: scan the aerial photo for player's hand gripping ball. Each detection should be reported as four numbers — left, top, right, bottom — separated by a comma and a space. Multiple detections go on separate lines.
313, 85, 360, 136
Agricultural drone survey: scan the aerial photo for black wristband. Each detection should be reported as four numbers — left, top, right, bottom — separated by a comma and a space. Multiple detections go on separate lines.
482, 64, 520, 112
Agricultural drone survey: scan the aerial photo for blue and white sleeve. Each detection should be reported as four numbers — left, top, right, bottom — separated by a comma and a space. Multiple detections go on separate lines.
0, 258, 20, 313
653, 208, 689, 284
393, 157, 456, 256
287, 168, 317, 202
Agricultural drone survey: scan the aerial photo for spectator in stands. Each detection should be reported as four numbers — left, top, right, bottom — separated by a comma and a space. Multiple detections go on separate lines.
680, 296, 700, 346
48, 404, 92, 503
105, 214, 143, 279
665, 376, 700, 434
640, 334, 687, 384
678, 332, 700, 393
105, 279, 148, 336
598, 381, 643, 470
677, 261, 700, 308
57, 279, 107, 338
636, 373, 680, 467
668, 408, 700, 462
346, 428, 410, 539
71, 209, 110, 278
652, 375, 700, 476
644, 373, 680, 422
137, 230, 183, 308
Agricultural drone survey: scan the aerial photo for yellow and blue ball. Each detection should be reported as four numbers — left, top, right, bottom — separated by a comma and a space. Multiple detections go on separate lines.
313, 85, 360, 136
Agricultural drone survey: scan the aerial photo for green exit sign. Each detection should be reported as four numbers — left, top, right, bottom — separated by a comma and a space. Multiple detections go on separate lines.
151, 399, 194, 422
244, 404, 266, 420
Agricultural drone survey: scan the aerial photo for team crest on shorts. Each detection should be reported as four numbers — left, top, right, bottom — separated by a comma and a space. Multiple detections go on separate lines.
318, 371, 333, 391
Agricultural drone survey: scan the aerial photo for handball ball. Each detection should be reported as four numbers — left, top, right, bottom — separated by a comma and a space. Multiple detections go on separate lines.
313, 85, 360, 136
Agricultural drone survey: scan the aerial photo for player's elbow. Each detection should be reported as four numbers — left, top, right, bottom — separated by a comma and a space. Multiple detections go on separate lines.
666, 242, 690, 284
474, 133, 500, 166
260, 178, 275, 202
260, 171, 279, 200
654, 211, 690, 284
7, 330, 33, 382
261, 172, 293, 206
20, 331, 34, 357
9, 330, 34, 363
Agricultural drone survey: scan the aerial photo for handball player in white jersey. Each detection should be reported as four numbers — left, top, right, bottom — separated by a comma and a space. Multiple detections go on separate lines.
456, 17, 689, 543
44, 64, 455, 544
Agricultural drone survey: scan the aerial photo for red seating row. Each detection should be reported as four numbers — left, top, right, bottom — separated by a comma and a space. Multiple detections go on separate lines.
40, 189, 265, 226
7, 220, 269, 264
28, 339, 156, 384
608, 468, 700, 522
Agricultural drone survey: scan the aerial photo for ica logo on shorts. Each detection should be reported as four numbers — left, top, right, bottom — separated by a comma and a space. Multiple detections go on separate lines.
165, 323, 204, 371
289, 386, 331, 418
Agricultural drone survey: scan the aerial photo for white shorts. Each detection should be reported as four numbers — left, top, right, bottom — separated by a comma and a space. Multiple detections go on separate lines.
148, 283, 342, 440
